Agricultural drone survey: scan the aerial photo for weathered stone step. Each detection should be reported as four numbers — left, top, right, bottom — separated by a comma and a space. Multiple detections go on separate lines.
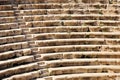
23, 15, 120, 21
3, 70, 41, 80
0, 56, 35, 70
48, 73, 120, 80
34, 38, 120, 47
37, 45, 120, 53
27, 26, 120, 34
18, 3, 120, 10
0, 23, 18, 30
0, 62, 39, 79
0, 42, 29, 52
0, 5, 13, 11
16, 0, 118, 4
0, 48, 32, 60
49, 65, 120, 75
0, 0, 13, 5
44, 58, 120, 68
0, 29, 22, 37
0, 35, 26, 45
0, 17, 16, 23
20, 9, 119, 16
26, 20, 120, 28
40, 52, 120, 60
33, 32, 120, 40
0, 11, 14, 17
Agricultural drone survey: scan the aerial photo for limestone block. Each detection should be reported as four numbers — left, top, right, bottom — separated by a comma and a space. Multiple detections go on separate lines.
0, 11, 14, 17
22, 49, 32, 56
0, 38, 7, 44
0, 31, 7, 37
21, 42, 29, 49
47, 9, 61, 14
0, 24, 11, 30
63, 21, 81, 26
32, 10, 45, 15
34, 16, 43, 21
13, 35, 25, 42
6, 37, 14, 43
0, 5, 12, 10
6, 30, 14, 36
11, 43, 22, 50
23, 16, 32, 21
14, 29, 22, 35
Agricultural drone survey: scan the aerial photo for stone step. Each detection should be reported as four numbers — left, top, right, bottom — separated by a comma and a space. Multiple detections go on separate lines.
52, 73, 120, 80
44, 58, 120, 68
37, 45, 120, 53
35, 38, 120, 47
20, 9, 119, 16
0, 5, 13, 11
0, 42, 29, 52
0, 35, 26, 44
49, 65, 120, 75
0, 17, 16, 23
28, 26, 120, 34
0, 62, 39, 79
33, 32, 120, 40
0, 23, 18, 30
3, 70, 41, 80
0, 11, 14, 17
0, 29, 22, 37
0, 55, 35, 70
0, 48, 32, 60
25, 20, 120, 28
18, 3, 120, 10
15, 0, 118, 4
23, 14, 120, 22
40, 52, 120, 60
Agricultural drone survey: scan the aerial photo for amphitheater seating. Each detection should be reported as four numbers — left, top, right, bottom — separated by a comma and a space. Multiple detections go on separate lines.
0, 0, 120, 80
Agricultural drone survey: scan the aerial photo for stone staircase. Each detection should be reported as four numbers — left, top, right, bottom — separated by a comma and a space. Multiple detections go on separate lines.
0, 0, 120, 80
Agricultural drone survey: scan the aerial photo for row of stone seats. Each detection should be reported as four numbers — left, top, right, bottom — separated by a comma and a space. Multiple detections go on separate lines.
26, 26, 120, 34
0, 35, 26, 44
37, 45, 120, 53
0, 29, 22, 37
48, 65, 120, 75
0, 5, 13, 11
43, 58, 120, 68
19, 9, 119, 16
0, 17, 16, 24
18, 4, 120, 10
36, 73, 120, 80
0, 62, 39, 79
34, 38, 120, 47
0, 0, 13, 5
23, 15, 120, 22
40, 52, 120, 60
0, 55, 34, 70
0, 42, 29, 52
33, 32, 120, 40
0, 11, 14, 17
16, 0, 119, 4
0, 48, 32, 60
25, 20, 120, 28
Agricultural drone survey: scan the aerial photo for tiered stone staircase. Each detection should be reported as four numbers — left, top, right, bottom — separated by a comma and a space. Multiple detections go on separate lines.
0, 0, 120, 80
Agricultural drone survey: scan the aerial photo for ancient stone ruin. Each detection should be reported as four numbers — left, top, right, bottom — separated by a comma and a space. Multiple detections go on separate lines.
0, 0, 120, 80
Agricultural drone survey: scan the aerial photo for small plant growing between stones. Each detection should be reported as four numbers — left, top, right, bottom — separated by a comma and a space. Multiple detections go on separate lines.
96, 5, 101, 9
99, 11, 103, 15
109, 0, 113, 4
